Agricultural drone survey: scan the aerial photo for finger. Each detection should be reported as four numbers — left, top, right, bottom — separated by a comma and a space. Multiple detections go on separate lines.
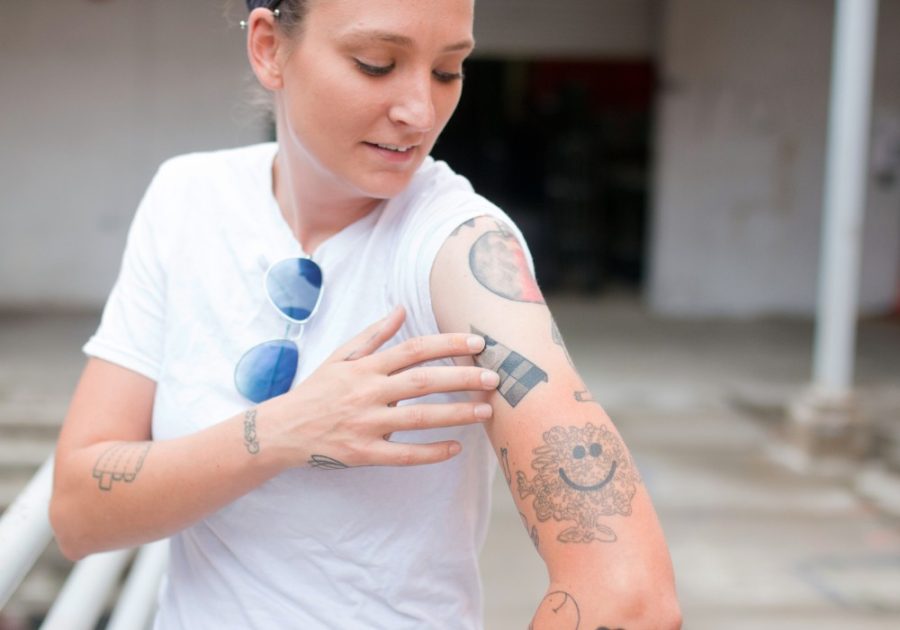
368, 440, 463, 467
379, 402, 493, 432
373, 333, 487, 374
383, 366, 499, 402
330, 306, 406, 363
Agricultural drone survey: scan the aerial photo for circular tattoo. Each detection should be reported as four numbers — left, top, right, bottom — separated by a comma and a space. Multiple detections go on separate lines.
530, 591, 580, 630
517, 423, 640, 543
469, 225, 544, 304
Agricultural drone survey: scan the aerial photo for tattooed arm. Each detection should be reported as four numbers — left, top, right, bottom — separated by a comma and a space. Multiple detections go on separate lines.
431, 216, 681, 629
50, 309, 498, 560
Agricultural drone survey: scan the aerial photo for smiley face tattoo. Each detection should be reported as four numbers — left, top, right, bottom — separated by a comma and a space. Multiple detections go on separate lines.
517, 423, 640, 543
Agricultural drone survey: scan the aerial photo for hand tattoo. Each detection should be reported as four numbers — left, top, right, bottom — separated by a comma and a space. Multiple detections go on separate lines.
243, 409, 260, 455
469, 221, 544, 303
308, 454, 349, 470
92, 443, 151, 491
517, 423, 640, 543
471, 327, 548, 407
574, 390, 596, 403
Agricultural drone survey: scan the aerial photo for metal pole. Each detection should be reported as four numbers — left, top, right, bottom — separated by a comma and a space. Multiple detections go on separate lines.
106, 540, 169, 630
812, 0, 879, 394
40, 548, 134, 630
0, 456, 55, 608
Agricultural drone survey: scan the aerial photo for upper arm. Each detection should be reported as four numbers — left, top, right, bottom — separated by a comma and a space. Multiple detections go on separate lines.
430, 215, 672, 586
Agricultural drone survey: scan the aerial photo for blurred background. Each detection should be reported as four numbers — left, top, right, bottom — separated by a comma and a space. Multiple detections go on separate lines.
1, 0, 899, 628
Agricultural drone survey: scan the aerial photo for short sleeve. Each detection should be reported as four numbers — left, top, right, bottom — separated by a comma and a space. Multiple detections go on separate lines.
393, 190, 535, 340
82, 166, 174, 381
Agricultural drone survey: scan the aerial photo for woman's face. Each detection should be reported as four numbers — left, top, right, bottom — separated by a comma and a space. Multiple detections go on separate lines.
274, 0, 475, 200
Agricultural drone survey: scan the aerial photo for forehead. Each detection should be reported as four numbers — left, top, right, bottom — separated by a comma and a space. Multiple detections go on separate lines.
305, 0, 475, 46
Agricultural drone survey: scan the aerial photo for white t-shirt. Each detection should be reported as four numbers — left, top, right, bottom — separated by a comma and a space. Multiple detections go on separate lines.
83, 143, 533, 629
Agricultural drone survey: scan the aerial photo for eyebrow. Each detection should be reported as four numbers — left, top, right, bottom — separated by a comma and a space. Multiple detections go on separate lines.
342, 28, 475, 53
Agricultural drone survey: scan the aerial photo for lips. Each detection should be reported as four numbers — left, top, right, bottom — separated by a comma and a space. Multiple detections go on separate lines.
364, 141, 417, 153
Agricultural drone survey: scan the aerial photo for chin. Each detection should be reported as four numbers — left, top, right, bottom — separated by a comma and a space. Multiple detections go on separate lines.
354, 170, 419, 200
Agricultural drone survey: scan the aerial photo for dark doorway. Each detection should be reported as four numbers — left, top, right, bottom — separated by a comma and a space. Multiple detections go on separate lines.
432, 58, 655, 295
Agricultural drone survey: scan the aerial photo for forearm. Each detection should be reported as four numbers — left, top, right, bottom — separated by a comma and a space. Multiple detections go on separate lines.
50, 406, 283, 560
492, 400, 680, 628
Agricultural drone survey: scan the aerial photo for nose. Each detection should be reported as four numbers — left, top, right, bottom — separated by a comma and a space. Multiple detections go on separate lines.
388, 72, 436, 133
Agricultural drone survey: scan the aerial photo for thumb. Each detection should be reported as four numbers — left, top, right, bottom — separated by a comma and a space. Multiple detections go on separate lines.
329, 305, 406, 362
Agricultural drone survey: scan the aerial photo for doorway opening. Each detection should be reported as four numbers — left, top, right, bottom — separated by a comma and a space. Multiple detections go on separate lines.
432, 58, 656, 295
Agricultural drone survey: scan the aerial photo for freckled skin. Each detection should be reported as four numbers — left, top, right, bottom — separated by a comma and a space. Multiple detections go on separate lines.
517, 423, 640, 543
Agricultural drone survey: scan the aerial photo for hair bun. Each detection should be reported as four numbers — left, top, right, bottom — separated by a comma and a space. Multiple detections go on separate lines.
246, 1, 277, 10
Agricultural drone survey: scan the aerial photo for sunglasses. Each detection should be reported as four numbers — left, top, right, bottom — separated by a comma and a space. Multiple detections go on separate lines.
234, 257, 324, 403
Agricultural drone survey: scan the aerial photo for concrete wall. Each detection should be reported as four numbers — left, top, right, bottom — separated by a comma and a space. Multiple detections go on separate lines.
0, 0, 267, 309
0, 0, 658, 310
649, 0, 900, 316
473, 0, 659, 58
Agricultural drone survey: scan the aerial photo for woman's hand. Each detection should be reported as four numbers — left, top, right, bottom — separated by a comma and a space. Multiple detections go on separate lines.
261, 305, 499, 470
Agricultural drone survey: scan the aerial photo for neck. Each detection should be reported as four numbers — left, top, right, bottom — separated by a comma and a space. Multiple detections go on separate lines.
271, 148, 382, 255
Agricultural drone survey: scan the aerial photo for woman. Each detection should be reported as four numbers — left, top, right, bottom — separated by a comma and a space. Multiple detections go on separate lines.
50, 0, 680, 628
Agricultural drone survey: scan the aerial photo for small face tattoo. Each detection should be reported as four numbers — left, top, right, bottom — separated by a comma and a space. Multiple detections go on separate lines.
517, 423, 641, 543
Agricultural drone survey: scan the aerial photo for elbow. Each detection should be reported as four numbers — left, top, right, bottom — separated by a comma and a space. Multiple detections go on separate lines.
49, 492, 89, 562
620, 583, 682, 630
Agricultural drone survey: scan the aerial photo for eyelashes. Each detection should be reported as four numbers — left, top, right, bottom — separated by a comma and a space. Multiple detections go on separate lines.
354, 59, 465, 83
355, 59, 395, 77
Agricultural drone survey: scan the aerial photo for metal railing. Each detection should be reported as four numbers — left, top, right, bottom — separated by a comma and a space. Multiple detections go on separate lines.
0, 456, 168, 630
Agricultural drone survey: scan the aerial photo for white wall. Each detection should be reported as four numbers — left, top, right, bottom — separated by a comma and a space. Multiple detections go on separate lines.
0, 0, 659, 310
473, 0, 659, 58
649, 0, 900, 316
0, 0, 267, 309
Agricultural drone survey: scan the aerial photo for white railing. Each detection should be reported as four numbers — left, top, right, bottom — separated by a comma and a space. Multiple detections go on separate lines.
0, 456, 168, 629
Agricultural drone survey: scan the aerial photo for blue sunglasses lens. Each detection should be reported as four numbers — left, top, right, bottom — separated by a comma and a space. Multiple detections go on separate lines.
266, 258, 323, 323
234, 339, 299, 403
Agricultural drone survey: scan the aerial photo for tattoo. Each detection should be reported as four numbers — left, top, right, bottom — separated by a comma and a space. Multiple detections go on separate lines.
243, 409, 260, 455
500, 447, 512, 485
308, 454, 349, 470
472, 327, 548, 407
517, 423, 640, 544
450, 217, 477, 237
530, 591, 581, 630
344, 330, 379, 361
574, 390, 596, 403
551, 318, 575, 368
469, 221, 544, 304
519, 512, 540, 550
92, 443, 151, 491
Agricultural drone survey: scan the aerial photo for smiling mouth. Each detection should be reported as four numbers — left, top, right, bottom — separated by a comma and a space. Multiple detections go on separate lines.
558, 461, 617, 492
365, 142, 416, 153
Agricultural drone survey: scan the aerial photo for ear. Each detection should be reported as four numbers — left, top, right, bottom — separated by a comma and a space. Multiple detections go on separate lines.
246, 8, 284, 91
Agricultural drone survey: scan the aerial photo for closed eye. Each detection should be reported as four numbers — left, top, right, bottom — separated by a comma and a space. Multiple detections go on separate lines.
355, 59, 395, 77
433, 68, 465, 83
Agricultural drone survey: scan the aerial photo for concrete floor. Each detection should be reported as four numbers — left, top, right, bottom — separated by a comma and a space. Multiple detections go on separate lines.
2, 296, 899, 629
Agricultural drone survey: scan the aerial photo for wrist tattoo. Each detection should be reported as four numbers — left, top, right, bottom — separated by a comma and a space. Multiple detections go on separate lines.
92, 442, 151, 491
243, 409, 260, 455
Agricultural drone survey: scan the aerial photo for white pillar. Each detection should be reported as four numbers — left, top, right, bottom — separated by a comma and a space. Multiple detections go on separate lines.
781, 0, 879, 475
813, 0, 879, 394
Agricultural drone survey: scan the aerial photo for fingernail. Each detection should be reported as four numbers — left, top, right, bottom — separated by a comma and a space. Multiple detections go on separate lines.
467, 335, 485, 352
474, 403, 492, 419
448, 442, 462, 456
481, 370, 500, 388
